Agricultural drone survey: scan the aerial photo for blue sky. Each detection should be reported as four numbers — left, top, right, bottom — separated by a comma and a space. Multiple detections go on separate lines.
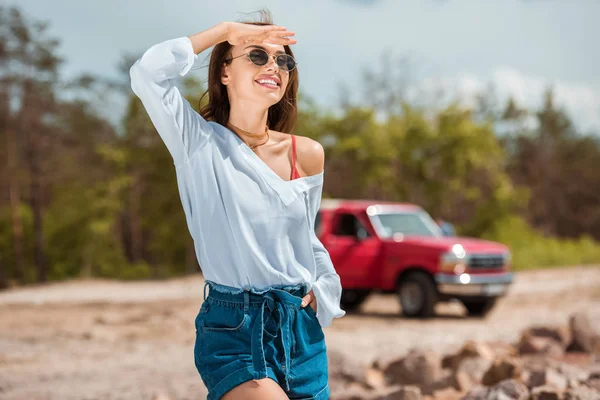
13, 0, 600, 133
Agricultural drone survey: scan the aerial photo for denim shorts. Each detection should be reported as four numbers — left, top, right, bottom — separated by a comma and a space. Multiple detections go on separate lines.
193, 280, 330, 400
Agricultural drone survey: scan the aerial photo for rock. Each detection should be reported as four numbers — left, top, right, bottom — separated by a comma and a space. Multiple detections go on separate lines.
453, 371, 475, 393
461, 379, 529, 400
383, 349, 443, 388
329, 349, 370, 387
427, 372, 458, 394
521, 355, 558, 373
487, 379, 529, 400
460, 386, 489, 400
330, 384, 373, 400
528, 369, 568, 390
488, 341, 519, 359
586, 378, 600, 392
455, 357, 494, 387
375, 385, 423, 400
568, 379, 580, 389
531, 385, 564, 400
556, 363, 590, 384
523, 326, 573, 349
482, 358, 522, 386
519, 335, 565, 357
365, 367, 387, 390
447, 357, 494, 393
442, 341, 495, 370
569, 312, 600, 354
564, 385, 600, 400
432, 387, 462, 400
460, 386, 490, 400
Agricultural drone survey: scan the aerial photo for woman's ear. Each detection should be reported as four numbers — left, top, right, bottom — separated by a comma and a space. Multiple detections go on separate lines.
221, 63, 230, 86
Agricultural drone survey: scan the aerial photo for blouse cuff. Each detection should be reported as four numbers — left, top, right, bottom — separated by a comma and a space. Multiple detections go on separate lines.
138, 36, 198, 80
311, 274, 346, 327
179, 37, 198, 76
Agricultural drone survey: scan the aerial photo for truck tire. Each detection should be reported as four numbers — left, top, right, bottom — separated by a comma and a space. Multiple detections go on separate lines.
340, 289, 371, 312
397, 272, 437, 318
461, 298, 497, 317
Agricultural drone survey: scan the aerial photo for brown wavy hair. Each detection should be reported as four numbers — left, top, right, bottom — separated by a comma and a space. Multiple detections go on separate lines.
199, 10, 299, 133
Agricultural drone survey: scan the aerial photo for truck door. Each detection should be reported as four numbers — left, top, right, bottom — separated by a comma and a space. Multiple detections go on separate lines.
323, 211, 380, 288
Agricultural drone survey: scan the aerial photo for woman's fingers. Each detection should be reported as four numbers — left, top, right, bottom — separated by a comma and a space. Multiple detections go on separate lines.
261, 26, 295, 43
264, 31, 296, 45
301, 290, 315, 307
263, 25, 287, 31
239, 26, 296, 46
272, 30, 295, 38
265, 37, 297, 45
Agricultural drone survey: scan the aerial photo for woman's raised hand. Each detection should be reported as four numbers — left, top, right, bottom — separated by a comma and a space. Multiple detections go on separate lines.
225, 22, 296, 46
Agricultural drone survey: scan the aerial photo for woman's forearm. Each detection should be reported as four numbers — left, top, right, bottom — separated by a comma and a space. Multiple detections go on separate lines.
187, 22, 230, 55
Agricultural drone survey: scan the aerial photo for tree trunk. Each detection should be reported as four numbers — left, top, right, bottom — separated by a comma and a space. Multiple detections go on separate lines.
130, 170, 143, 262
6, 128, 25, 284
22, 79, 48, 283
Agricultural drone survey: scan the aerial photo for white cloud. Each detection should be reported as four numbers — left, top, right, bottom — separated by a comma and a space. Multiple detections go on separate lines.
409, 68, 600, 134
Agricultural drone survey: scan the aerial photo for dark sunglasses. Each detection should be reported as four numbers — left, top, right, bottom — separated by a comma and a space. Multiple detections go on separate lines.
226, 48, 297, 72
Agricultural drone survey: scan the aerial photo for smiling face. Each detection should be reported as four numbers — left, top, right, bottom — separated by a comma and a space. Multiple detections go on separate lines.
199, 20, 300, 133
221, 42, 291, 108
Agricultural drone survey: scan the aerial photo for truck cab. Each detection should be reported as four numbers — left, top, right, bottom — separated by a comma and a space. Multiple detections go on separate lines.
317, 199, 514, 318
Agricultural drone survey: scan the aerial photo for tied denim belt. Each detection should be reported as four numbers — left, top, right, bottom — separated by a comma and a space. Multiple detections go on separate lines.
252, 289, 303, 391
202, 281, 306, 391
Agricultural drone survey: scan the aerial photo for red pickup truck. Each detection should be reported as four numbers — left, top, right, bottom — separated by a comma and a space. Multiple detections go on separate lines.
317, 199, 514, 318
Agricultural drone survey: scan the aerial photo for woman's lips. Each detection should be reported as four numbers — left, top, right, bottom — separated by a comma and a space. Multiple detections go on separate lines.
255, 74, 281, 90
255, 80, 279, 90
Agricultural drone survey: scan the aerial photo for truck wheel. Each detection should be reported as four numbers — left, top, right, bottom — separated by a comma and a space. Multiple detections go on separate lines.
461, 298, 497, 317
340, 289, 371, 312
398, 273, 437, 318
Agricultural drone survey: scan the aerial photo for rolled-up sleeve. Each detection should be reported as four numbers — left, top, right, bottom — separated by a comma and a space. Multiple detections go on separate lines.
130, 36, 213, 167
306, 182, 346, 327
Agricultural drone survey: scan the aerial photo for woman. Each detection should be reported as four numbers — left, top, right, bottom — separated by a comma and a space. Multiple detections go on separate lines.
129, 11, 345, 400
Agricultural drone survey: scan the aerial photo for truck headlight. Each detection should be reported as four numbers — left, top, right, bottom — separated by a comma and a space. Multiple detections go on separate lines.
440, 249, 468, 273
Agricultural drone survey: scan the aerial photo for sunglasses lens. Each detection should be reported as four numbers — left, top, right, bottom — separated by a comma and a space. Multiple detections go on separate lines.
248, 49, 269, 66
277, 55, 296, 71
247, 49, 296, 71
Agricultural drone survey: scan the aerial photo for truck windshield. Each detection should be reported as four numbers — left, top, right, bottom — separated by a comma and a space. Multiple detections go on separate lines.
375, 211, 443, 237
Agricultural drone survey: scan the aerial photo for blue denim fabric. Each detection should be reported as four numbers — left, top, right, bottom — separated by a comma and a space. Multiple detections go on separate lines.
193, 280, 330, 400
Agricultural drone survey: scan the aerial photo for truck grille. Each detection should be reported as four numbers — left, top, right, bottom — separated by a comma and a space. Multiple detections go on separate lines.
468, 255, 505, 269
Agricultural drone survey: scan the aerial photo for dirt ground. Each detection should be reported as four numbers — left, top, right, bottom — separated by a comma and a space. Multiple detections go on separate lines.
0, 266, 599, 400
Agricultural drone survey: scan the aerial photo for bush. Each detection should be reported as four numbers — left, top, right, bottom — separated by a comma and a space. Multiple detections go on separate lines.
114, 261, 152, 280
482, 215, 600, 270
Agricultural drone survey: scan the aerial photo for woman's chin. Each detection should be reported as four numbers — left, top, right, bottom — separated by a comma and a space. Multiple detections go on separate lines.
252, 94, 283, 108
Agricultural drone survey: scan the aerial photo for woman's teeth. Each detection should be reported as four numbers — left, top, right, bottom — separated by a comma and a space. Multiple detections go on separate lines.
256, 79, 278, 87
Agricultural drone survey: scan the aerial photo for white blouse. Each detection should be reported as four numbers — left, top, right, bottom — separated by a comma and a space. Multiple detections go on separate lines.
129, 36, 345, 327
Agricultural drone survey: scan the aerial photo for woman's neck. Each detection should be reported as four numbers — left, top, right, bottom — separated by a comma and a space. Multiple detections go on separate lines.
228, 101, 270, 146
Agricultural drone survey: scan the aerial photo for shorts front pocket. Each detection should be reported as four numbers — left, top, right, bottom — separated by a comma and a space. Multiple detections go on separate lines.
303, 304, 321, 326
201, 299, 248, 333
304, 304, 317, 317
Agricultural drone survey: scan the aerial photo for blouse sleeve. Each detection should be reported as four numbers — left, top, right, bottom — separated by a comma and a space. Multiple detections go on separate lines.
129, 36, 214, 167
306, 182, 346, 327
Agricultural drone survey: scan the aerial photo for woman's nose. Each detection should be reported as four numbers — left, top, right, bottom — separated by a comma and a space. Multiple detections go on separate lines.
265, 55, 279, 71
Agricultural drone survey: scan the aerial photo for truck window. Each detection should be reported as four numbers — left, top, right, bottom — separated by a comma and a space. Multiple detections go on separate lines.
334, 213, 370, 238
375, 211, 442, 237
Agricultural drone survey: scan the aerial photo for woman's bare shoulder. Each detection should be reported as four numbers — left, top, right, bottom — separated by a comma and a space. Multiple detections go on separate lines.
293, 134, 324, 177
